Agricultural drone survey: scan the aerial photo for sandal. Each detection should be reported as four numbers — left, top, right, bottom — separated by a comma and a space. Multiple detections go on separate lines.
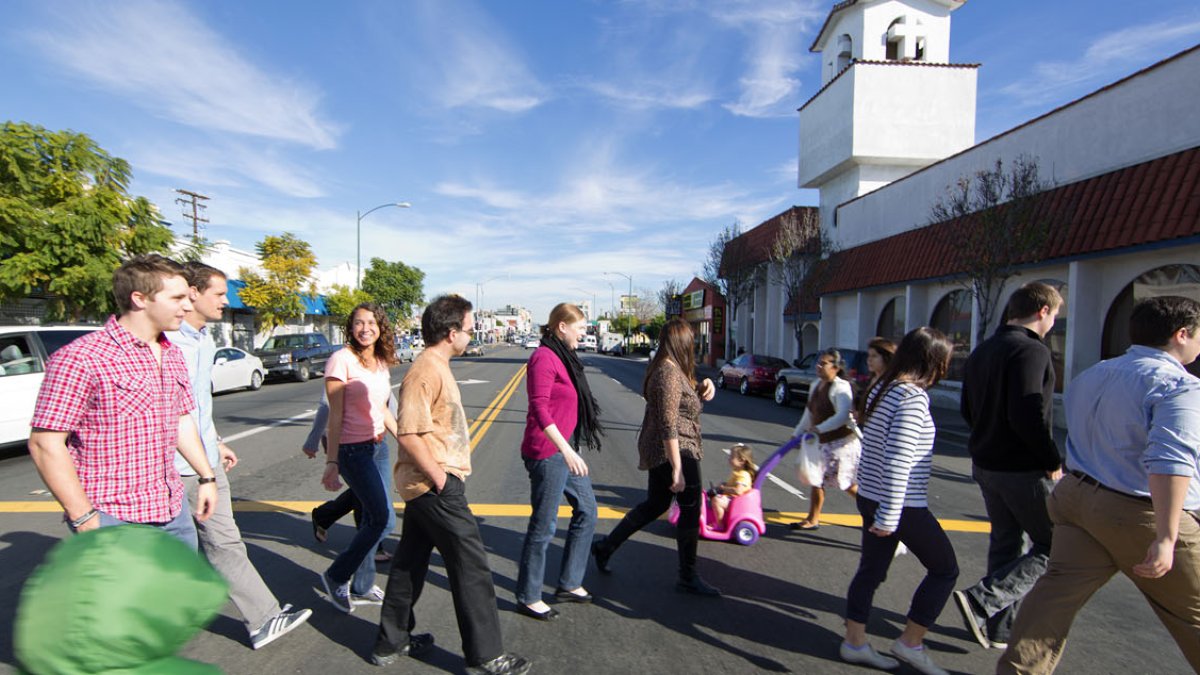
374, 551, 393, 563
789, 520, 820, 531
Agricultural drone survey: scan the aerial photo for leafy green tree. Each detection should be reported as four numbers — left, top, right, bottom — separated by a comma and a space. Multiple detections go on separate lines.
644, 313, 667, 341
361, 257, 425, 322
325, 283, 373, 324
0, 121, 173, 320
238, 232, 317, 334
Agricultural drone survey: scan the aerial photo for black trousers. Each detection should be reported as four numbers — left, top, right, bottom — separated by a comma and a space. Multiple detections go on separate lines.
374, 476, 503, 666
602, 456, 703, 579
313, 488, 361, 529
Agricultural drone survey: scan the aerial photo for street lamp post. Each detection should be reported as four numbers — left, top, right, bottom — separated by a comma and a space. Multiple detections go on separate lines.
603, 281, 616, 321
604, 271, 633, 345
474, 274, 508, 340
356, 202, 411, 289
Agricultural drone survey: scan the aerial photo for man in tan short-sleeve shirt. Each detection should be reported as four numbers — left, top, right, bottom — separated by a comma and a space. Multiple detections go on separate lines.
372, 295, 530, 675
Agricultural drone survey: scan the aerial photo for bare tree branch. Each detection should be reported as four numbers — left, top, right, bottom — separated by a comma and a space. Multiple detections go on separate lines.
769, 207, 837, 354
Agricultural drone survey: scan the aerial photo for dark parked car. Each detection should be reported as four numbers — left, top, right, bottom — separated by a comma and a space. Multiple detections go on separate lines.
717, 353, 789, 396
254, 332, 337, 382
773, 348, 871, 407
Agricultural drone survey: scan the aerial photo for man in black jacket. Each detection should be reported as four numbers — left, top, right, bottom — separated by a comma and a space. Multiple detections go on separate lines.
954, 282, 1063, 650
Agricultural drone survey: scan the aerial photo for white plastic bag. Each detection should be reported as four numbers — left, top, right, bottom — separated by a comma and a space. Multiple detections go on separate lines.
796, 432, 825, 487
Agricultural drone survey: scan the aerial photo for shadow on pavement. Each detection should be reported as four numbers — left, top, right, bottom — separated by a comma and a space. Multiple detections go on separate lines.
0, 530, 61, 667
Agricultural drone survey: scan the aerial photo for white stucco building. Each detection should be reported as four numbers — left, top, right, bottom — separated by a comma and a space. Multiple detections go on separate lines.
727, 0, 1200, 408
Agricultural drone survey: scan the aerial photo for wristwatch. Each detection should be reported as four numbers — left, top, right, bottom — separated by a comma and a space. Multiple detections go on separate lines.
197, 476, 217, 485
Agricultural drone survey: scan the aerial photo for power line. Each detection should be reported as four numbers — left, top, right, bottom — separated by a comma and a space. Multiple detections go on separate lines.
174, 188, 210, 239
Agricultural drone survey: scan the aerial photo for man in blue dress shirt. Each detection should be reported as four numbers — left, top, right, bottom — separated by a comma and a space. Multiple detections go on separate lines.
998, 296, 1200, 674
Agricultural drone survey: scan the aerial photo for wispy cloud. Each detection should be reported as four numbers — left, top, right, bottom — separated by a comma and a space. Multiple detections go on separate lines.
585, 81, 713, 111
131, 141, 329, 199
712, 0, 825, 118
28, 0, 340, 149
998, 18, 1200, 106
406, 0, 547, 113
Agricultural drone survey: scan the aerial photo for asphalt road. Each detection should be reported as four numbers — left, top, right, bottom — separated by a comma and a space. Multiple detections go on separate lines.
0, 345, 1187, 674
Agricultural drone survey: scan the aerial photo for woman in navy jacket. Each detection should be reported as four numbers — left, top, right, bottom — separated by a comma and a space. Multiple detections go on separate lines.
515, 303, 604, 621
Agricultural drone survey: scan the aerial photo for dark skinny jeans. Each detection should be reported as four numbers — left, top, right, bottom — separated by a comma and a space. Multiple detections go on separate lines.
846, 495, 959, 628
601, 456, 703, 579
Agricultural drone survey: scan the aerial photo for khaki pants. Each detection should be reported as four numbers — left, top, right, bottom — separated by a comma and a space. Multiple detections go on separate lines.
184, 462, 282, 635
997, 474, 1200, 674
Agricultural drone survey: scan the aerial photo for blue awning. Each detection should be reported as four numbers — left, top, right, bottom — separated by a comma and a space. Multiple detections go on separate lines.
225, 279, 327, 315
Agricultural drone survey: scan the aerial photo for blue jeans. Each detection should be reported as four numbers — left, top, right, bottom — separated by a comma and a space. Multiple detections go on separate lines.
516, 452, 597, 604
326, 439, 396, 594
91, 499, 198, 551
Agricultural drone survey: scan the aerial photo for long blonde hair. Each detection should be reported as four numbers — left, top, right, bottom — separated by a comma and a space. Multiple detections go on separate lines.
542, 303, 586, 339
729, 443, 758, 482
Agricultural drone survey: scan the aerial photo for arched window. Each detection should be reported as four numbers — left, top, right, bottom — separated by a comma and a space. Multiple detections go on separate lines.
885, 18, 903, 60
876, 295, 906, 342
930, 289, 971, 381
1001, 280, 1069, 392
836, 34, 853, 71
1103, 264, 1200, 376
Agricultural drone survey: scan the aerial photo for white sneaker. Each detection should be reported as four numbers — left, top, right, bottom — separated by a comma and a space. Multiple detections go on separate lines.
250, 605, 312, 650
839, 641, 899, 670
350, 585, 385, 606
890, 640, 949, 675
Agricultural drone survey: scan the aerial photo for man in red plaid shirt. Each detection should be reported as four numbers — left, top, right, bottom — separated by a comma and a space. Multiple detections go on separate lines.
28, 254, 218, 548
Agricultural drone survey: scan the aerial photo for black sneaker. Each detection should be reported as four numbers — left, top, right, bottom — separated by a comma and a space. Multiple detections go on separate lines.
591, 539, 612, 574
952, 590, 990, 648
676, 575, 721, 597
466, 652, 532, 675
370, 633, 434, 666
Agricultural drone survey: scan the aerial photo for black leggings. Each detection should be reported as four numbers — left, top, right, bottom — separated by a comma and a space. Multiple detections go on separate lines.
603, 456, 702, 554
846, 495, 959, 628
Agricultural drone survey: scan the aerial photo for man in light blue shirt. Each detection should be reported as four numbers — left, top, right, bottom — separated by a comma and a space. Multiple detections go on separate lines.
999, 296, 1200, 673
167, 262, 311, 650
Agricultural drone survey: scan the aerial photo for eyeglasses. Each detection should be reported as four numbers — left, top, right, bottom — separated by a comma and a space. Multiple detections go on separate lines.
456, 326, 475, 336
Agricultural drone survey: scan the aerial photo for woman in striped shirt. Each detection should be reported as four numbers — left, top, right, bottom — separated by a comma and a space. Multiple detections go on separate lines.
839, 327, 960, 675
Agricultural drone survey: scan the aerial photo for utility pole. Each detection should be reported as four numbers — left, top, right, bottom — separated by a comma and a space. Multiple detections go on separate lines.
175, 189, 210, 241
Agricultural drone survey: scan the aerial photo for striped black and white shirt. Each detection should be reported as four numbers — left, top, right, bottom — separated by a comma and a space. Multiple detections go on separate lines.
856, 381, 937, 531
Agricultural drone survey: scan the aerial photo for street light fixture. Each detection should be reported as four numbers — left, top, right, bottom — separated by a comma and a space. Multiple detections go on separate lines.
604, 271, 633, 345
356, 202, 411, 289
570, 287, 597, 322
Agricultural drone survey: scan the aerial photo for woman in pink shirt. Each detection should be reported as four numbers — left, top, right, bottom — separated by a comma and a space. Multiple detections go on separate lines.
515, 303, 604, 621
318, 303, 399, 614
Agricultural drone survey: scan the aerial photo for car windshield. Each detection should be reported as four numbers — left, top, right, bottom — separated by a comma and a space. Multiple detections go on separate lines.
261, 335, 306, 350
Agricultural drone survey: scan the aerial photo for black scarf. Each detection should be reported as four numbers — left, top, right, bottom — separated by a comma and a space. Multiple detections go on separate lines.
541, 333, 604, 451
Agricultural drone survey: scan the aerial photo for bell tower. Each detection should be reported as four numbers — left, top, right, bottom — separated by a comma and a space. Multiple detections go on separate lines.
799, 0, 978, 247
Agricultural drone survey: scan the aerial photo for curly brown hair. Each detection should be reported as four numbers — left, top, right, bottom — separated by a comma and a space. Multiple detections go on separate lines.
344, 302, 398, 368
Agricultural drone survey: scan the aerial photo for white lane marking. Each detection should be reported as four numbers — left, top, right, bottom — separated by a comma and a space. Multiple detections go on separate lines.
457, 379, 490, 385
720, 446, 807, 500
222, 409, 319, 443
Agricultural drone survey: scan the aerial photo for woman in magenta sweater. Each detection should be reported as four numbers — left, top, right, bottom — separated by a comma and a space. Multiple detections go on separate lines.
515, 303, 604, 621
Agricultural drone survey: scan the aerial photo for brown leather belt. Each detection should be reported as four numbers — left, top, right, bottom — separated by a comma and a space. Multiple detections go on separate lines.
818, 426, 855, 444
1069, 470, 1152, 505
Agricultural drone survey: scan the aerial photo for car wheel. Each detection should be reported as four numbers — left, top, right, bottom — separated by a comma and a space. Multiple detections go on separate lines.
716, 375, 726, 390
738, 377, 750, 396
774, 380, 789, 406
733, 521, 759, 546
250, 371, 263, 391
294, 362, 310, 382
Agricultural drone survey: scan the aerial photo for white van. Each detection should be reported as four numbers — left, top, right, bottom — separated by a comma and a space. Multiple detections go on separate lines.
581, 335, 597, 352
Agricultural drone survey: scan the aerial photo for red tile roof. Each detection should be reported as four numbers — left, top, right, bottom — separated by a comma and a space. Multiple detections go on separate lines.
720, 206, 819, 275
819, 146, 1200, 295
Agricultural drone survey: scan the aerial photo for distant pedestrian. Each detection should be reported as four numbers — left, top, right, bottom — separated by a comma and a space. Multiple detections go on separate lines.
840, 327, 958, 675
998, 296, 1200, 674
591, 318, 721, 596
28, 254, 217, 546
318, 303, 398, 614
515, 303, 603, 621
791, 348, 862, 531
168, 262, 311, 649
373, 295, 530, 675
953, 282, 1063, 650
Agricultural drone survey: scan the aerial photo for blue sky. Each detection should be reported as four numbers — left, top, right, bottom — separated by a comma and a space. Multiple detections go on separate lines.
5, 0, 1200, 322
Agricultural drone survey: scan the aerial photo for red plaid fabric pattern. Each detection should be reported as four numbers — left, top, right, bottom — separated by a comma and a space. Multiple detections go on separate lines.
31, 316, 196, 523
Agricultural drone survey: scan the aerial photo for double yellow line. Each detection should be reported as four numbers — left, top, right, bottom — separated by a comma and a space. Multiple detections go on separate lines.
468, 364, 527, 451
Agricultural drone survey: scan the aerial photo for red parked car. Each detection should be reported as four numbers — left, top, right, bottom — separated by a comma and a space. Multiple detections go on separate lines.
717, 353, 790, 396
